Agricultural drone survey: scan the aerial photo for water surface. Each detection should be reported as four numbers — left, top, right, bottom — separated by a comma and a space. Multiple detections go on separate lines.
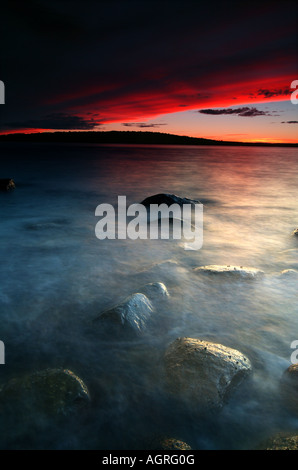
0, 143, 297, 449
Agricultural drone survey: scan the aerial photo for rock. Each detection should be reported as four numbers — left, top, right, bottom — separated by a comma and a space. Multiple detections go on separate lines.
292, 229, 298, 237
279, 269, 298, 278
259, 433, 298, 450
141, 193, 201, 207
280, 364, 298, 414
138, 282, 170, 304
94, 293, 155, 335
164, 337, 252, 410
135, 260, 188, 285
150, 437, 192, 450
193, 265, 264, 280
0, 178, 15, 191
0, 369, 90, 419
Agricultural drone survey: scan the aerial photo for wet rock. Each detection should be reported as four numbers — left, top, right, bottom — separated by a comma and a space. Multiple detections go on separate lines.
94, 293, 154, 335
292, 229, 298, 237
259, 433, 298, 450
135, 260, 188, 285
141, 193, 201, 207
193, 265, 264, 280
0, 178, 15, 191
164, 337, 252, 410
279, 269, 298, 278
0, 368, 90, 419
280, 364, 298, 414
138, 282, 170, 304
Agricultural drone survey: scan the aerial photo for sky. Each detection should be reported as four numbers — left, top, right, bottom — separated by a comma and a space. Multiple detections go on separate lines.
0, 0, 298, 143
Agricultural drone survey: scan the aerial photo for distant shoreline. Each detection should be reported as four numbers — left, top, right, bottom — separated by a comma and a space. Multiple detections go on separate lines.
0, 130, 297, 148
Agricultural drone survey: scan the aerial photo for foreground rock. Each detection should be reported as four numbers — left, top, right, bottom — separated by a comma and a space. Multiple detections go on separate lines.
164, 338, 252, 410
193, 265, 264, 280
141, 193, 201, 207
0, 368, 90, 419
280, 364, 298, 414
0, 178, 15, 191
259, 433, 298, 450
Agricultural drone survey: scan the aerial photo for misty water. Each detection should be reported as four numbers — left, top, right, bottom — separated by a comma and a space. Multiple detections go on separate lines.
0, 142, 298, 449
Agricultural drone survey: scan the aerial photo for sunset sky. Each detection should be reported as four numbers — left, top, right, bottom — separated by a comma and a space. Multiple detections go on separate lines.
1, 0, 297, 143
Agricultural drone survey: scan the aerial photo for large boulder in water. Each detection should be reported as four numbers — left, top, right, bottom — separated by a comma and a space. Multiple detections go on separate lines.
141, 193, 201, 207
0, 178, 15, 191
164, 337, 252, 410
193, 265, 264, 280
0, 369, 90, 419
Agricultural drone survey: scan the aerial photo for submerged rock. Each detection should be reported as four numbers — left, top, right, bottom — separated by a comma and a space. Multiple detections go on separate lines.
141, 193, 201, 207
193, 265, 264, 280
279, 269, 298, 278
150, 437, 192, 450
0, 368, 90, 419
136, 260, 188, 285
280, 364, 298, 414
164, 337, 252, 410
138, 282, 170, 304
0, 178, 15, 191
95, 292, 155, 335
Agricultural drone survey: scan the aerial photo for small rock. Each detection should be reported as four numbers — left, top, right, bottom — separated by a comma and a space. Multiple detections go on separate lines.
292, 229, 298, 237
193, 265, 264, 280
280, 364, 298, 414
150, 436, 192, 450
164, 337, 252, 410
135, 260, 188, 285
94, 293, 154, 335
279, 269, 298, 278
138, 282, 170, 304
0, 178, 15, 191
141, 193, 201, 207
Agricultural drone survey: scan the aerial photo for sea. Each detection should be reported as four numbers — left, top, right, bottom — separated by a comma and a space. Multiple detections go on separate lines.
0, 142, 298, 449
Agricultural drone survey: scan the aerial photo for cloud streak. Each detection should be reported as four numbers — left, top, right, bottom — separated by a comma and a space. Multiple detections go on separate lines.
122, 122, 167, 128
198, 107, 275, 117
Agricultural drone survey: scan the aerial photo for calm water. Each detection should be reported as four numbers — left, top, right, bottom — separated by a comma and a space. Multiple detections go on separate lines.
0, 142, 298, 449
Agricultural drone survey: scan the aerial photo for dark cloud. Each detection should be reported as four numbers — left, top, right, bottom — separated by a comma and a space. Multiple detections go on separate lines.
251, 87, 291, 99
281, 121, 298, 124
2, 113, 101, 130
198, 107, 275, 117
122, 122, 167, 128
